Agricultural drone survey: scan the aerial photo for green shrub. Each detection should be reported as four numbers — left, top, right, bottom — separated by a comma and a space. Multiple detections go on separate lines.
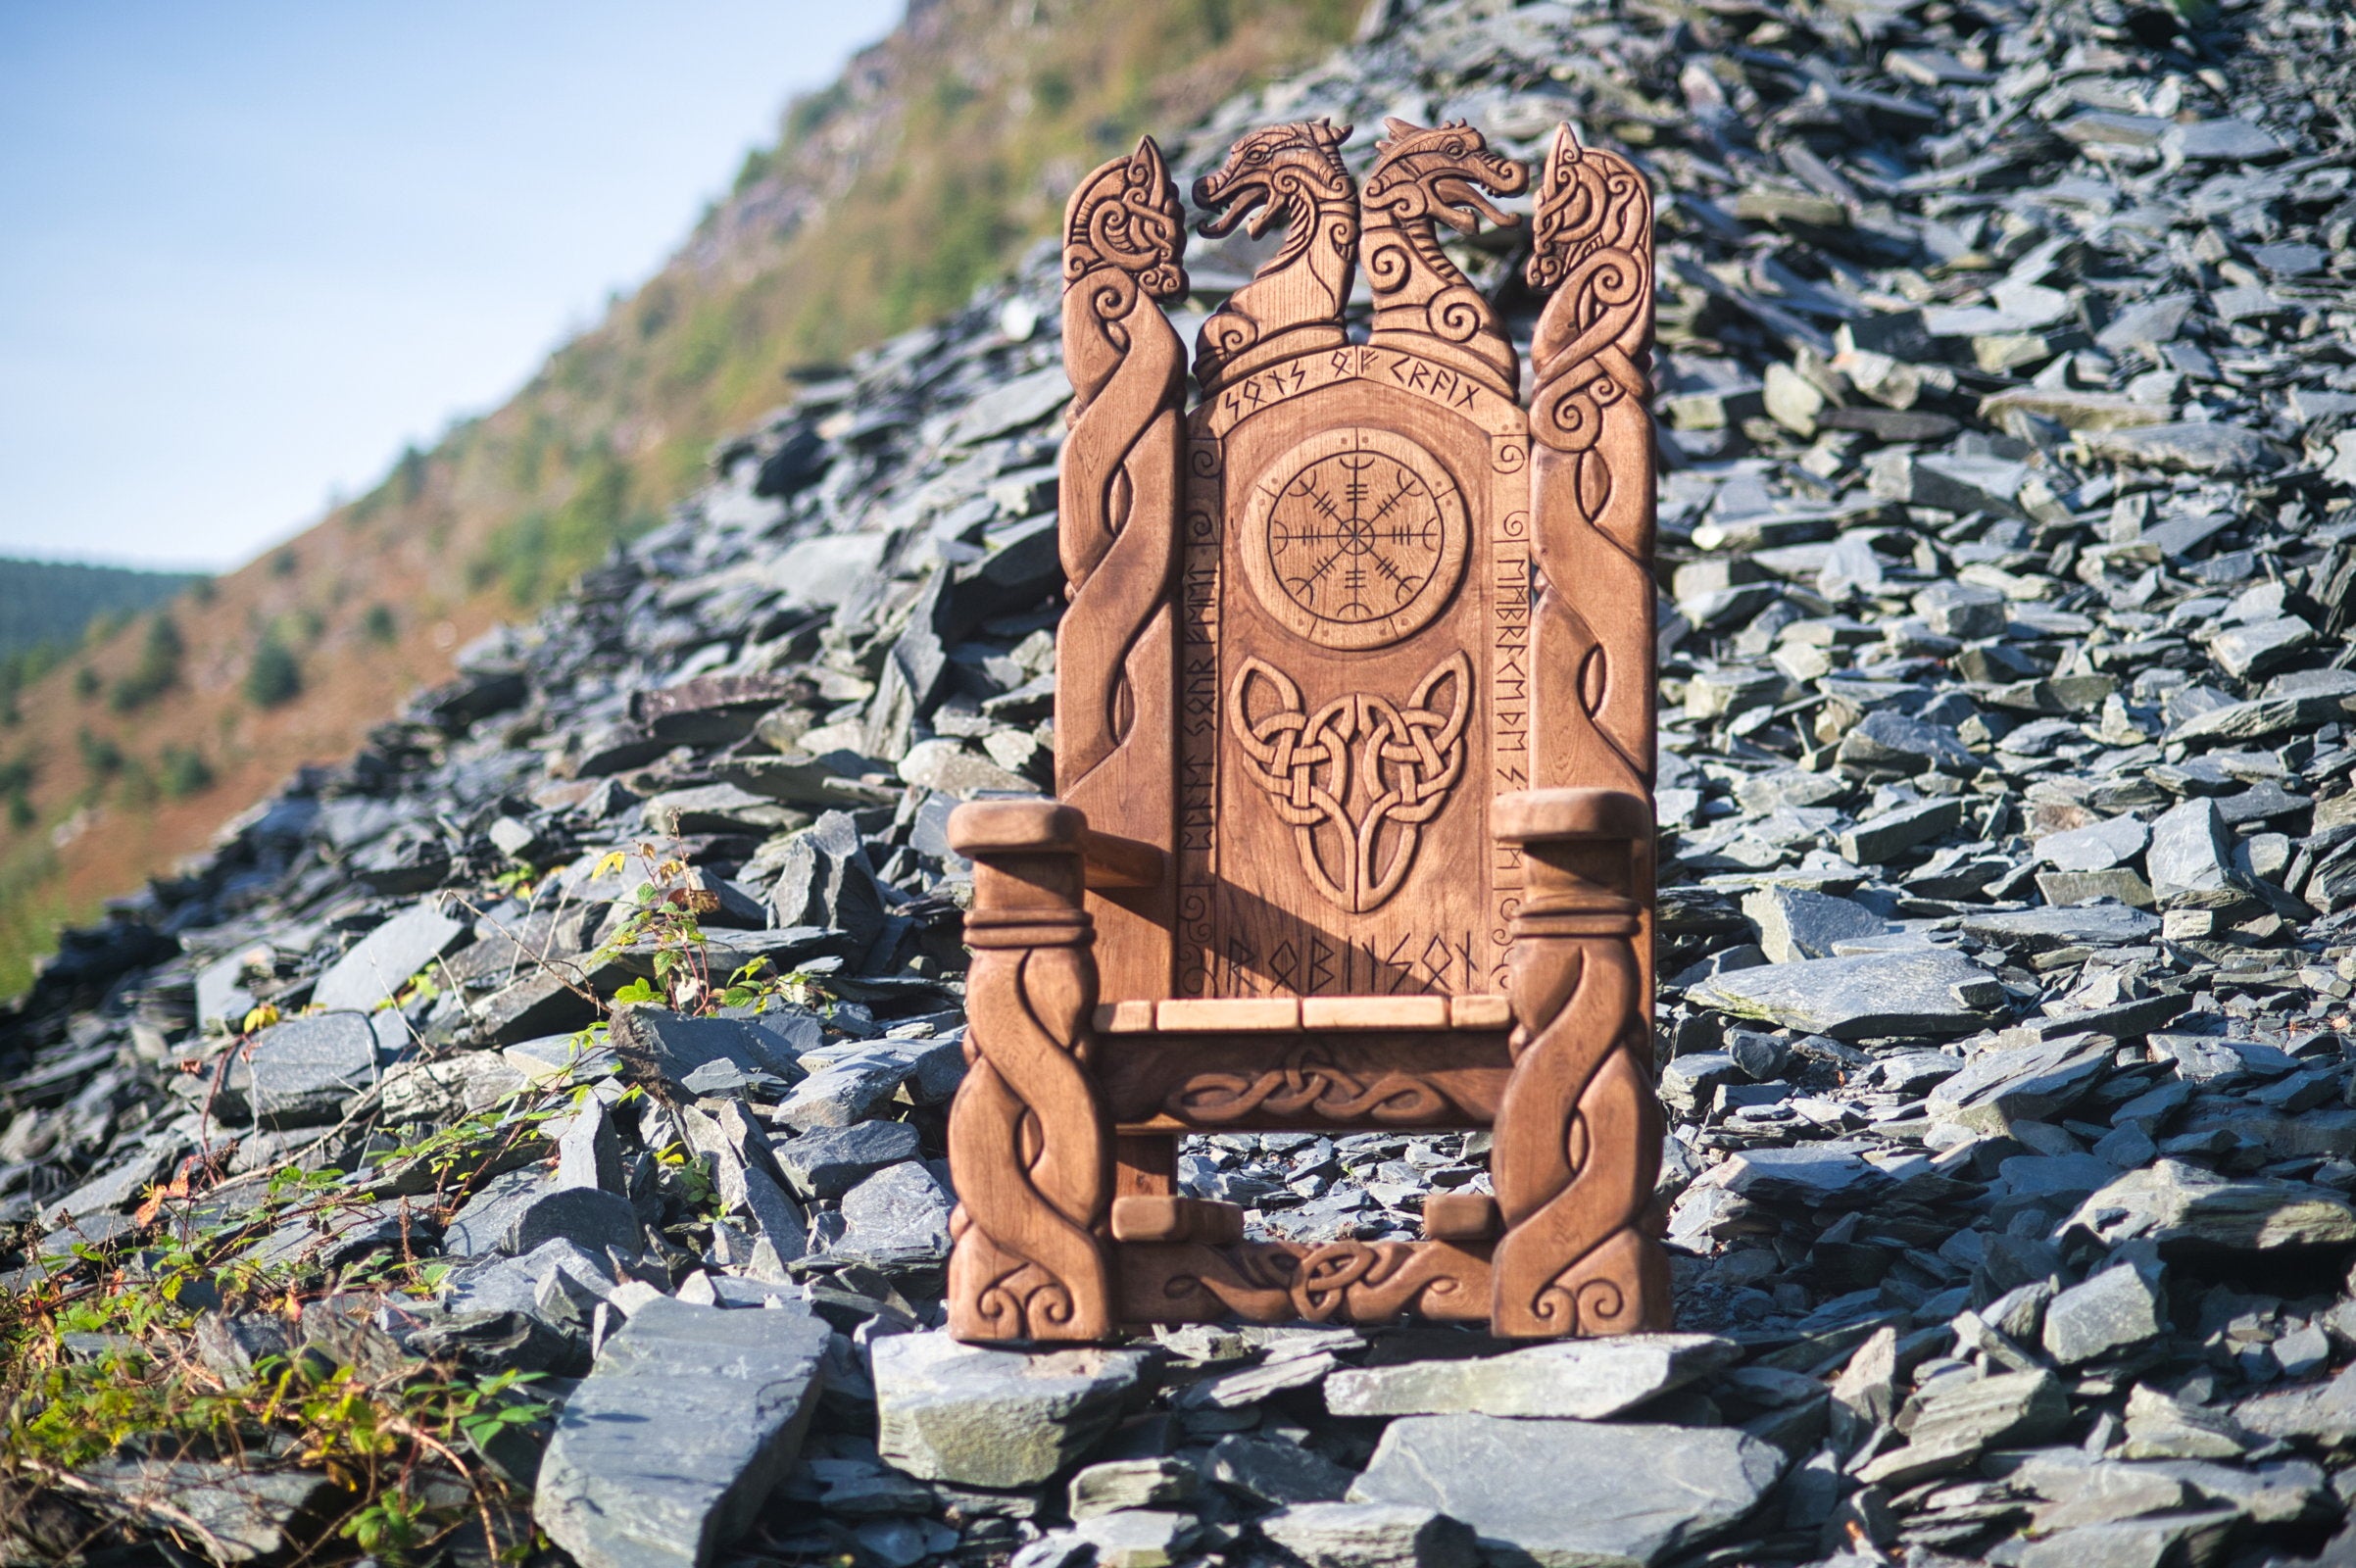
159, 746, 215, 798
362, 603, 398, 644
244, 633, 302, 708
77, 729, 123, 778
110, 613, 183, 712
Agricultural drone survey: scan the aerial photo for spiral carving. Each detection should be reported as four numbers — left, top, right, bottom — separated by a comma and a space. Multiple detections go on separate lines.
1059, 138, 1189, 800
1359, 119, 1527, 397
948, 843, 1114, 1340
1489, 850, 1668, 1337
1524, 124, 1655, 801
1193, 121, 1358, 394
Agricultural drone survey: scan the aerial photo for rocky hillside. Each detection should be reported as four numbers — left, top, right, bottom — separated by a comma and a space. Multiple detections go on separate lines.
10, 0, 2356, 1564
0, 0, 1361, 995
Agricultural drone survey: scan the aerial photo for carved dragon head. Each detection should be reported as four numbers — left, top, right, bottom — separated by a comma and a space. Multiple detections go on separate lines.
1192, 119, 1355, 239
1362, 118, 1528, 234
1525, 124, 1647, 291
1064, 135, 1190, 301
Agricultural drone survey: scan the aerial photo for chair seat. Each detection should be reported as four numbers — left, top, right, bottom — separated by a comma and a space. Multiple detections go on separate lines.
1094, 993, 1512, 1035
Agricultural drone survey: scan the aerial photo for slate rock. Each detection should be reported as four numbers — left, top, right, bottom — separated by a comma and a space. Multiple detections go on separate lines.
1324, 1333, 1738, 1420
246, 1012, 379, 1128
609, 1006, 797, 1097
535, 1297, 831, 1568
2036, 816, 2150, 873
834, 1161, 955, 1271
767, 810, 888, 945
1926, 1033, 2110, 1132
1259, 1503, 1479, 1568
1689, 948, 1998, 1039
1838, 797, 1964, 862
1069, 1457, 1199, 1518
311, 899, 467, 1012
1206, 1433, 1356, 1506
2042, 1261, 2167, 1366
773, 1119, 922, 1200
1350, 1415, 1784, 1568
2063, 1159, 2356, 1252
870, 1331, 1151, 1489
1740, 887, 1886, 964
75, 1457, 343, 1563
1961, 906, 2160, 953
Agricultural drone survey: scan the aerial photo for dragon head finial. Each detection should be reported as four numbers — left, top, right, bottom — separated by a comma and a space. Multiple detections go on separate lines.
1364, 119, 1528, 234
1193, 119, 1354, 240
1525, 124, 1645, 291
1064, 135, 1190, 301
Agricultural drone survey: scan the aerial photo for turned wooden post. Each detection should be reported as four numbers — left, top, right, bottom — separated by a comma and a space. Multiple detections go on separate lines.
1490, 788, 1670, 1337
945, 801, 1114, 1341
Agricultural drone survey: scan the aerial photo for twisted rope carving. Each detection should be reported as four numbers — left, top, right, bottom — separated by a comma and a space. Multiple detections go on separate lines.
1492, 923, 1659, 1335
1524, 124, 1655, 798
1192, 120, 1358, 394
1359, 119, 1527, 397
1059, 137, 1188, 795
1228, 651, 1470, 913
948, 918, 1111, 1339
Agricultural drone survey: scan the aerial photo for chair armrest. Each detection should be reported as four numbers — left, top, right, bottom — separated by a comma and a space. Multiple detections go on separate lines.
1080, 830, 1164, 890
1493, 787, 1650, 846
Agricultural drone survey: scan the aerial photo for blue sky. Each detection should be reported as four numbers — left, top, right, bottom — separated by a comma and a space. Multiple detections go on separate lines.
0, 3, 894, 570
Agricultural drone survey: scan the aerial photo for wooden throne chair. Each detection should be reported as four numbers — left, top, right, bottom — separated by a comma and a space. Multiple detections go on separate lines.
945, 119, 1666, 1340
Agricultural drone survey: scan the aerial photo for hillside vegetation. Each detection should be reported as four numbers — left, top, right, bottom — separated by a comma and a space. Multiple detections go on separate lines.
0, 0, 1362, 995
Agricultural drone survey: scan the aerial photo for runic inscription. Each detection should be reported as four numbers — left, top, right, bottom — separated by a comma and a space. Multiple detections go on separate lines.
1242, 427, 1467, 651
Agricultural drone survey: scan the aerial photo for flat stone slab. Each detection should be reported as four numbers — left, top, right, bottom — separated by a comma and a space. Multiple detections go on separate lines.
247, 1013, 379, 1128
311, 899, 468, 1012
1689, 948, 1999, 1039
1350, 1415, 1785, 1568
1325, 1334, 1739, 1420
1259, 1502, 1479, 1568
872, 1331, 1151, 1489
1960, 906, 2160, 953
2063, 1159, 2356, 1252
535, 1297, 831, 1568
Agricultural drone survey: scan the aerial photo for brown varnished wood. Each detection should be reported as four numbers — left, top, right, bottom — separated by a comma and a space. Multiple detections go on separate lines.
1525, 125, 1660, 1002
1360, 120, 1528, 399
1120, 1239, 1493, 1324
950, 120, 1666, 1343
1099, 1028, 1511, 1132
1192, 121, 1357, 396
944, 802, 1113, 1340
1490, 787, 1669, 1337
1058, 137, 1187, 1007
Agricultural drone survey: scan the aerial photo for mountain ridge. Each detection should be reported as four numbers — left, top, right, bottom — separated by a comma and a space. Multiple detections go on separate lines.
0, 0, 1362, 993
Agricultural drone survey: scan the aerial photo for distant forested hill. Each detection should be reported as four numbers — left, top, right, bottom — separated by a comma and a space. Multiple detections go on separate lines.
0, 558, 205, 659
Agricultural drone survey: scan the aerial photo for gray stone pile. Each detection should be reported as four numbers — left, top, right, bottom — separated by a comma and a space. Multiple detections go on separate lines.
11, 0, 2356, 1562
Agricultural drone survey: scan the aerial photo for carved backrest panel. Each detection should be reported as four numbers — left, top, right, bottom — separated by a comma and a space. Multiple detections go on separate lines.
1057, 122, 1655, 1005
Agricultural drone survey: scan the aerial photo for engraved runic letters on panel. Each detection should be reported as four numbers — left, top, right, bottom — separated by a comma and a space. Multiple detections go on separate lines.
1228, 652, 1470, 913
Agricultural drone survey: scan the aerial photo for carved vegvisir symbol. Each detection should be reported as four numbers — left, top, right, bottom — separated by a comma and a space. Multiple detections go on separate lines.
1242, 427, 1468, 650
1228, 652, 1470, 912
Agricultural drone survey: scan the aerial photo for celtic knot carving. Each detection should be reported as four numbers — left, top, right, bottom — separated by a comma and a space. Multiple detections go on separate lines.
1142, 1238, 1486, 1324
1170, 1044, 1451, 1124
1228, 652, 1470, 913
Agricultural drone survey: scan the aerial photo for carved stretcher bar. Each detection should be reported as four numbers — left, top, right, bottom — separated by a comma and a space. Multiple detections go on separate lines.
947, 119, 1665, 1341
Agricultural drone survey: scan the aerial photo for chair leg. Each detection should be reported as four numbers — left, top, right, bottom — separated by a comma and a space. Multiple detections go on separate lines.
947, 803, 1115, 1342
1490, 789, 1671, 1338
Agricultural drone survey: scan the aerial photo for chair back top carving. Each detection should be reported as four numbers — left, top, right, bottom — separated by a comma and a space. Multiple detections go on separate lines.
1055, 120, 1657, 1008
